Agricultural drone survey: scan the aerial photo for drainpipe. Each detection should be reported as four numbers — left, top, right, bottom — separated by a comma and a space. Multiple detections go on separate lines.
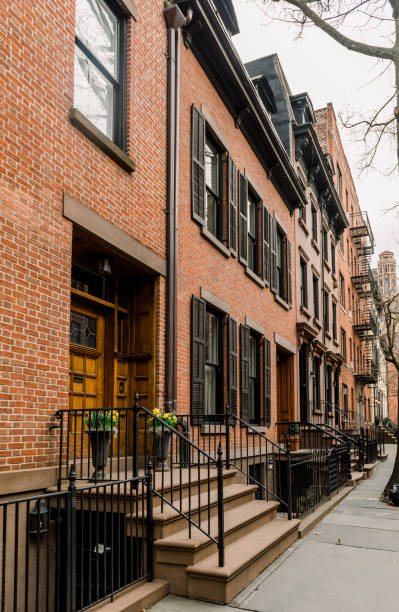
320, 201, 327, 421
164, 3, 191, 412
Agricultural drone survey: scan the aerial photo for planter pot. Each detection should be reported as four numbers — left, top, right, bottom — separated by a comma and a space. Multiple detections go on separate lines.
289, 436, 300, 452
87, 430, 112, 480
153, 428, 172, 471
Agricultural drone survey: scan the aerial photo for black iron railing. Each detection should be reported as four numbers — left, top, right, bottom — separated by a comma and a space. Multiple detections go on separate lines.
275, 422, 351, 517
0, 468, 152, 612
56, 396, 226, 567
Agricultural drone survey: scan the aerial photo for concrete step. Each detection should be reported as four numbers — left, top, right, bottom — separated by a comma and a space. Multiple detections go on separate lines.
185, 517, 300, 604
128, 482, 258, 539
91, 579, 169, 612
363, 463, 375, 478
154, 499, 280, 593
348, 471, 365, 487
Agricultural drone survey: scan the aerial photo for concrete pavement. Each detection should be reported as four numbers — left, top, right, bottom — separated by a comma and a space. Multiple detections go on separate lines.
149, 445, 399, 612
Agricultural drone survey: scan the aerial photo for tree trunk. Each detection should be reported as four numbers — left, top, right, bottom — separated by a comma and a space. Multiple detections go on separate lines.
382, 369, 399, 500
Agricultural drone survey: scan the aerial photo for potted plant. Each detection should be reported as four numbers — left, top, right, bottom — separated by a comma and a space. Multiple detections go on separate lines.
287, 423, 301, 452
84, 410, 119, 480
149, 408, 177, 471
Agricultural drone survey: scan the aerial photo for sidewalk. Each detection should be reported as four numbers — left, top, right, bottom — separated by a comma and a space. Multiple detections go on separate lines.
150, 445, 399, 612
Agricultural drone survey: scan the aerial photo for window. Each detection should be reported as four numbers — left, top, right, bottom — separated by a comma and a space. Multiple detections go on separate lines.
313, 275, 319, 320
332, 301, 337, 340
191, 296, 238, 425
339, 234, 344, 253
323, 290, 329, 333
300, 258, 308, 308
337, 163, 342, 198
205, 308, 222, 418
342, 383, 348, 417
205, 134, 222, 237
312, 357, 321, 409
249, 332, 260, 423
340, 274, 345, 308
349, 338, 353, 365
341, 328, 346, 361
322, 227, 328, 262
311, 206, 317, 241
74, 0, 125, 146
299, 203, 306, 223
331, 243, 336, 274
247, 191, 258, 273
276, 230, 284, 298
347, 288, 350, 312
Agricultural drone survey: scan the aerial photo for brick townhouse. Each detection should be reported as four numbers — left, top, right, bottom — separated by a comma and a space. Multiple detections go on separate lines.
0, 0, 385, 610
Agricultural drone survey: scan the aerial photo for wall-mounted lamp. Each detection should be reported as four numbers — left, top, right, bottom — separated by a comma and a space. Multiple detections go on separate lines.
98, 256, 112, 276
28, 499, 49, 536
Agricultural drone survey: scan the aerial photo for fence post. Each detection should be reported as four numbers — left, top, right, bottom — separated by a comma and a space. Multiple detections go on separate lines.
216, 443, 225, 567
66, 465, 77, 612
225, 404, 230, 471
146, 459, 153, 582
133, 391, 139, 480
286, 438, 292, 521
365, 429, 369, 464
359, 427, 364, 472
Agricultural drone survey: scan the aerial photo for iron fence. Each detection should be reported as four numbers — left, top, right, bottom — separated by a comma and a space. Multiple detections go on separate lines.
0, 470, 152, 612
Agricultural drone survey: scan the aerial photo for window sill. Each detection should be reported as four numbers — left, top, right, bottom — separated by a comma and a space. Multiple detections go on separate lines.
247, 425, 269, 434
311, 238, 320, 254
300, 305, 311, 319
333, 339, 339, 348
313, 318, 322, 331
340, 305, 347, 315
325, 331, 332, 341
201, 227, 231, 258
69, 107, 136, 173
298, 217, 309, 236
332, 273, 338, 288
245, 267, 265, 288
324, 259, 331, 273
201, 424, 227, 435
274, 294, 291, 310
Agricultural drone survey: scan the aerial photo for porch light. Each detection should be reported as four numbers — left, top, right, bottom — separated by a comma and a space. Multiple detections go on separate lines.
28, 499, 49, 536
98, 256, 112, 275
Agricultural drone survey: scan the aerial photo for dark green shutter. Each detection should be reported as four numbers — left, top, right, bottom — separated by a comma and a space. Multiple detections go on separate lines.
228, 157, 237, 255
191, 295, 206, 425
263, 206, 270, 286
240, 324, 250, 423
228, 317, 238, 417
238, 172, 248, 265
270, 216, 277, 293
191, 105, 205, 224
287, 238, 292, 306
264, 338, 271, 427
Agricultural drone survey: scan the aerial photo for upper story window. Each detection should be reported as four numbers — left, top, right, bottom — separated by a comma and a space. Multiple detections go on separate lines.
332, 301, 337, 339
247, 191, 259, 274
322, 227, 328, 262
331, 243, 336, 274
300, 258, 308, 308
311, 206, 317, 241
313, 274, 319, 320
340, 274, 345, 308
249, 332, 260, 424
323, 290, 329, 333
341, 327, 346, 361
205, 135, 222, 238
74, 0, 125, 146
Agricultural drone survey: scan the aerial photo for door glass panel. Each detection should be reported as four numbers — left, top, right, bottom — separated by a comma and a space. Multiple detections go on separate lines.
70, 312, 97, 348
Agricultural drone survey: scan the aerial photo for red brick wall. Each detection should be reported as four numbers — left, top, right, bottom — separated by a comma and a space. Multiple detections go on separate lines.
176, 40, 299, 443
0, 0, 168, 471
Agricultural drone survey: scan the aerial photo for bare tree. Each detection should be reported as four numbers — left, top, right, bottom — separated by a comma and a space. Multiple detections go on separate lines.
255, 0, 399, 173
379, 291, 399, 499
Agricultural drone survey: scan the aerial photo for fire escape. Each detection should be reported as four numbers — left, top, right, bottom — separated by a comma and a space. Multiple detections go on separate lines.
350, 211, 379, 385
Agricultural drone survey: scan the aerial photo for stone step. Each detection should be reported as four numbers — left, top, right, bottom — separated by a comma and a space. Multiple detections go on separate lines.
363, 463, 375, 478
185, 517, 300, 604
91, 579, 169, 612
348, 471, 365, 486
127, 482, 258, 539
154, 499, 280, 593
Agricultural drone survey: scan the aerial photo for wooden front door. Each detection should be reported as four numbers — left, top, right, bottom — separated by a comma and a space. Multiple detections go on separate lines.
277, 350, 293, 424
69, 302, 105, 412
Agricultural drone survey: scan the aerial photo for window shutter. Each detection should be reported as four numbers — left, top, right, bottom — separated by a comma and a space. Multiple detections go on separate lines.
191, 105, 205, 224
240, 324, 250, 423
238, 172, 248, 265
286, 238, 292, 306
270, 216, 277, 293
263, 206, 270, 286
228, 157, 237, 255
228, 317, 238, 418
263, 338, 271, 427
191, 295, 206, 425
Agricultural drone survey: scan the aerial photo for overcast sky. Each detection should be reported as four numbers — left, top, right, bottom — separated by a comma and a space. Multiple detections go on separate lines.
232, 0, 399, 267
